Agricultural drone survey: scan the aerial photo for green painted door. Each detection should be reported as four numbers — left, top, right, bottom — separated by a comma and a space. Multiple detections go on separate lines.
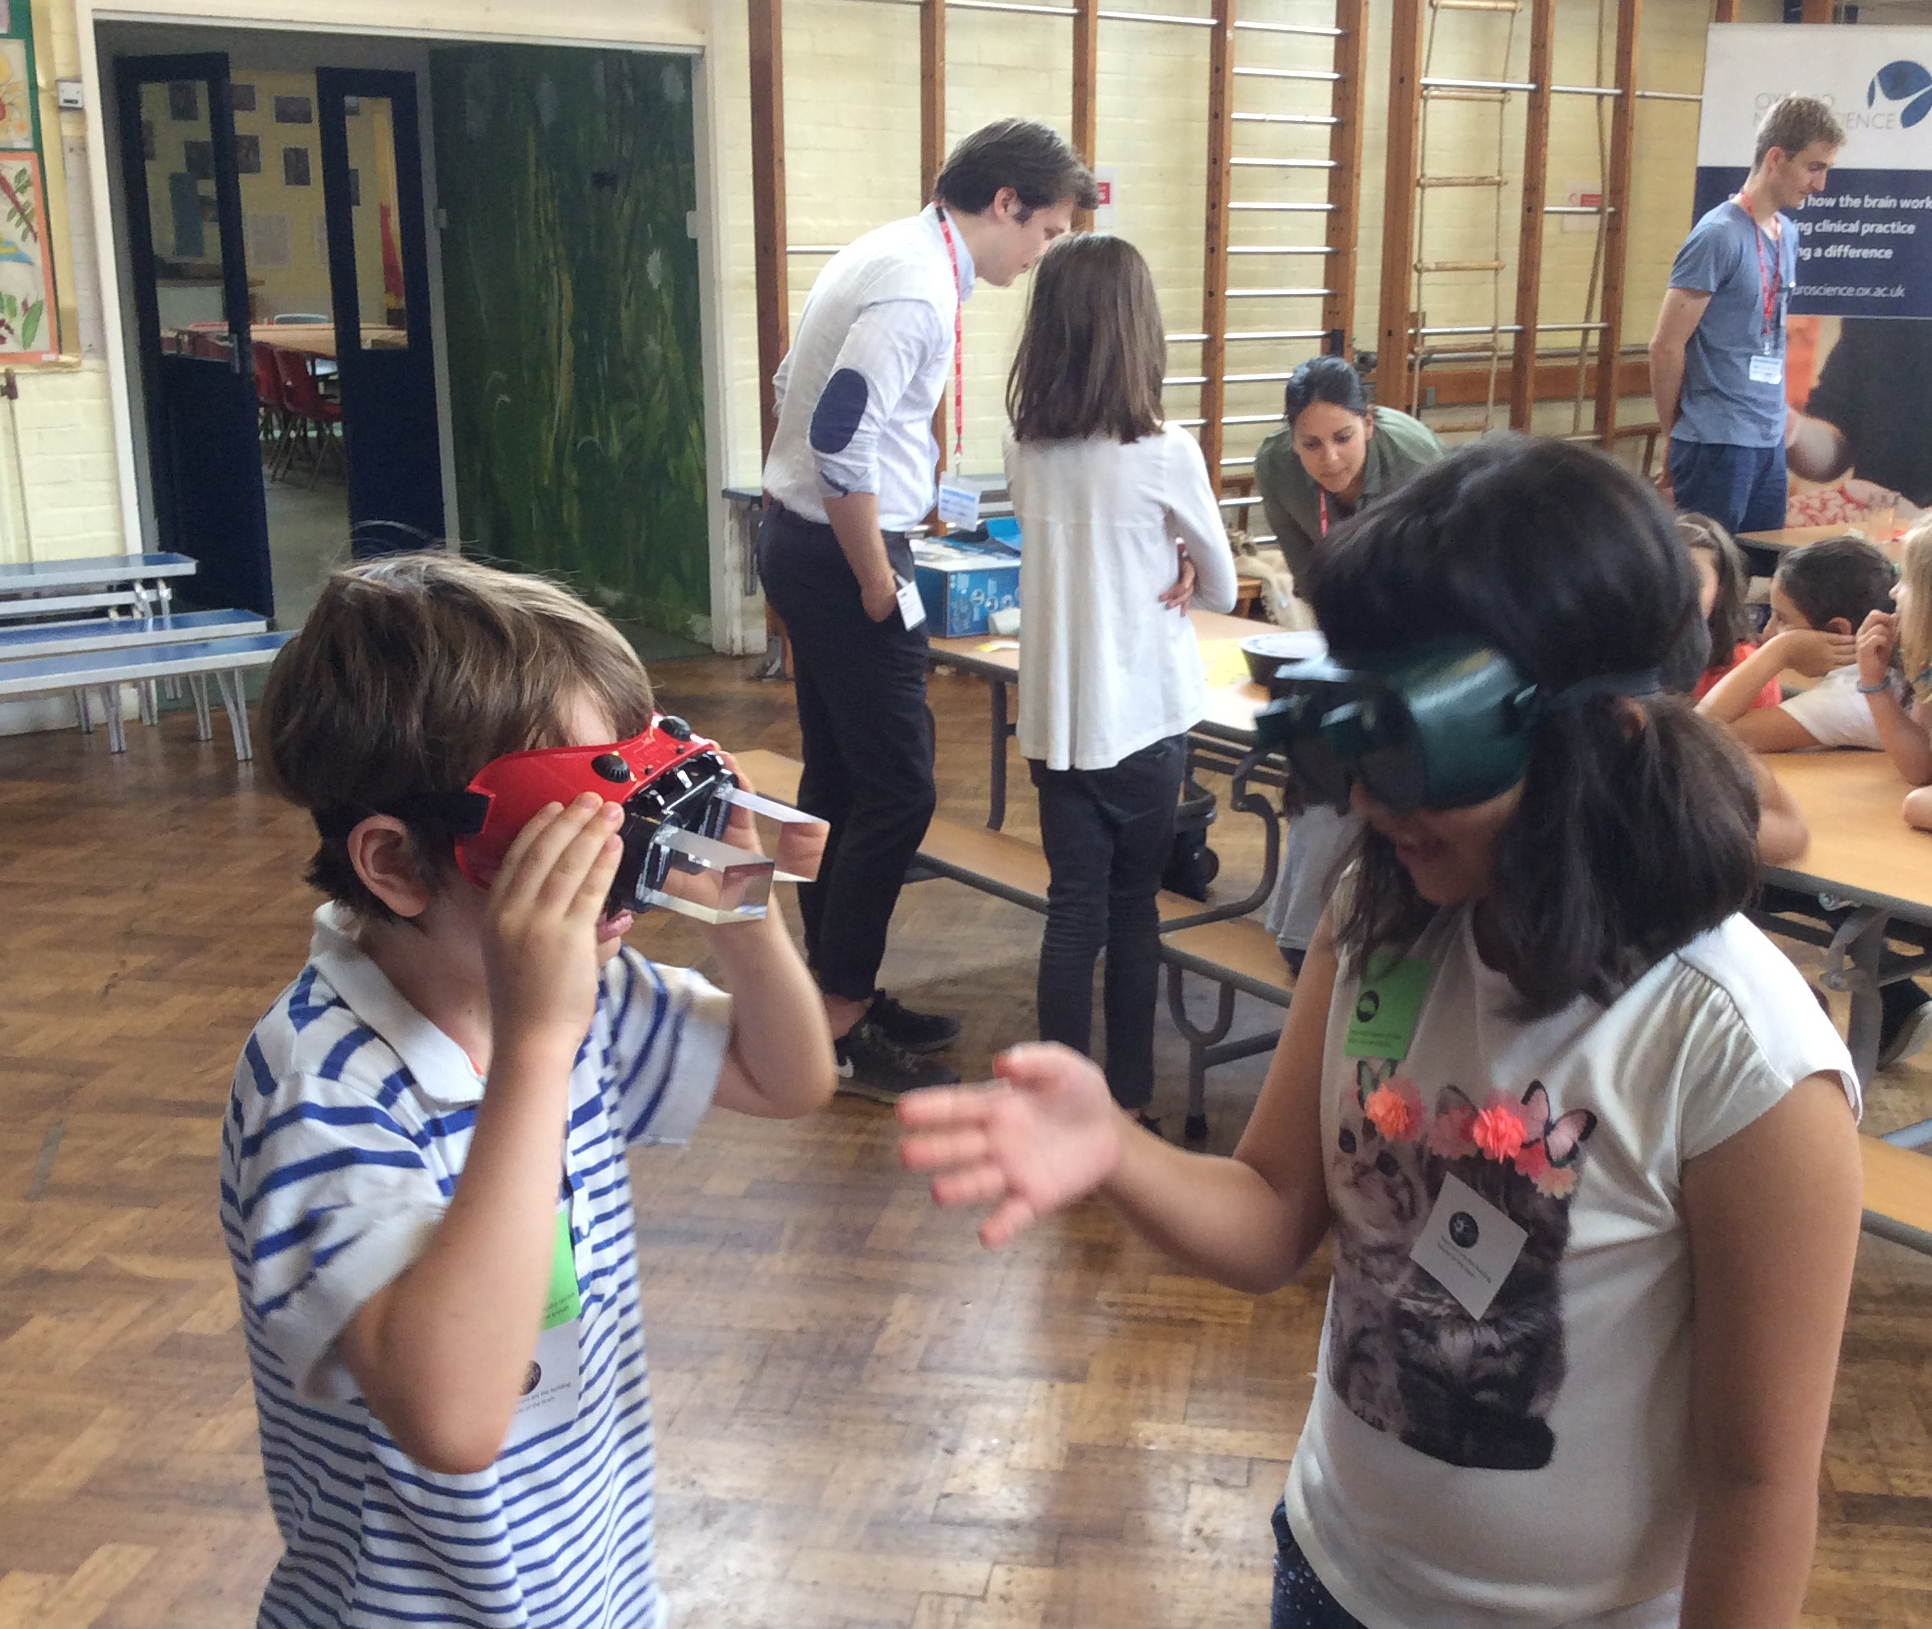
429, 47, 709, 639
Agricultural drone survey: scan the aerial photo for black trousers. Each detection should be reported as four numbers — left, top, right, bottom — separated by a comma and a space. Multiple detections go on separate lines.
1029, 734, 1186, 1111
758, 503, 937, 1003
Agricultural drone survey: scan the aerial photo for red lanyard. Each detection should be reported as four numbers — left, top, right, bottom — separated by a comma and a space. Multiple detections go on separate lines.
936, 208, 966, 460
1734, 194, 1781, 349
1319, 490, 1328, 537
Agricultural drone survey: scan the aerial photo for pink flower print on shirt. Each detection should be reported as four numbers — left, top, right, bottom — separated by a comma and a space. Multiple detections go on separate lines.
1471, 1090, 1529, 1162
1427, 1102, 1478, 1159
1364, 1077, 1425, 1143
1512, 1138, 1551, 1181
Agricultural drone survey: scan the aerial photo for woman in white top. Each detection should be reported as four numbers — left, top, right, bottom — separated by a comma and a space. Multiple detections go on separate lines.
1002, 233, 1237, 1127
904, 437, 1862, 1628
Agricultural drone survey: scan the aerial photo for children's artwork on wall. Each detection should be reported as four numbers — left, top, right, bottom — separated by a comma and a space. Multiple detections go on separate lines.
272, 94, 312, 125
235, 133, 261, 175
245, 212, 291, 271
282, 147, 310, 187
184, 139, 213, 180
0, 41, 30, 148
167, 81, 198, 122
0, 155, 59, 361
230, 81, 256, 114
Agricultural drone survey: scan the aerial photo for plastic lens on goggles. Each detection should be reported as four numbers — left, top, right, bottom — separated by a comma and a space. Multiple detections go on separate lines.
1254, 644, 1542, 813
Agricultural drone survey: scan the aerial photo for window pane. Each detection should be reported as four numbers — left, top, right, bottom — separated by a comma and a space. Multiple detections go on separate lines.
143, 79, 230, 360
341, 95, 408, 349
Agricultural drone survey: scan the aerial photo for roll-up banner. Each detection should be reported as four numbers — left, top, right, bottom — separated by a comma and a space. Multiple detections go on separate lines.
1695, 25, 1932, 318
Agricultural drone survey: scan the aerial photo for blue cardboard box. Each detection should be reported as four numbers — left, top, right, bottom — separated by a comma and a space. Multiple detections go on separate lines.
912, 538, 1020, 637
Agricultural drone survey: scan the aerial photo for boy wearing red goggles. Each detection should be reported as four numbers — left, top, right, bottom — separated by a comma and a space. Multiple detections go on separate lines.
221, 553, 833, 1628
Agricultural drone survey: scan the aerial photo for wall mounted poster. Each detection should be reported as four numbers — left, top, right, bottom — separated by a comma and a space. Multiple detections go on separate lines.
1696, 25, 1932, 317
0, 154, 59, 361
0, 40, 30, 148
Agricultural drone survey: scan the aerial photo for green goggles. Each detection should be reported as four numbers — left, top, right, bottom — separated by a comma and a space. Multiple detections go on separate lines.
1255, 642, 1657, 813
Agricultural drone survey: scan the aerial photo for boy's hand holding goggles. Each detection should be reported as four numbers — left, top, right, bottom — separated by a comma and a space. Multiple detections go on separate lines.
1257, 643, 1661, 811
332, 716, 826, 926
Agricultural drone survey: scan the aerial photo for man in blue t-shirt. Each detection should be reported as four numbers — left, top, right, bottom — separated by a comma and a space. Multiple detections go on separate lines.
1650, 94, 1845, 535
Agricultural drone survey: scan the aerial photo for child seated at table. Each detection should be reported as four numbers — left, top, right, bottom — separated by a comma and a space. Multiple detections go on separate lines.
1677, 513, 1780, 709
1697, 533, 1892, 752
1853, 516, 1932, 830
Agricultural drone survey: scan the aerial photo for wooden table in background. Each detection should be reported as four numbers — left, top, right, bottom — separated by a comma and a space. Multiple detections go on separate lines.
929, 610, 1290, 925
1761, 751, 1932, 1095
248, 323, 406, 360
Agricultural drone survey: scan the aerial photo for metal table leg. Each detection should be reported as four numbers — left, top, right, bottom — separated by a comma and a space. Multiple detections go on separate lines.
987, 677, 1013, 831
1821, 905, 1887, 1087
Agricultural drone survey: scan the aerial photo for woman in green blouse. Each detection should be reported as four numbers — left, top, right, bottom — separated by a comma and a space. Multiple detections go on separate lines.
1254, 356, 1446, 977
1252, 355, 1445, 584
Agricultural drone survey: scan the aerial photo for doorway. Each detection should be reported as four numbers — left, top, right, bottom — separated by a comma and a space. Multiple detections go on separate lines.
105, 29, 448, 626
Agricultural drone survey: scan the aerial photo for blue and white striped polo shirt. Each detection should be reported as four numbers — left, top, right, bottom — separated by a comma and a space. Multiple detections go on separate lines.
220, 905, 730, 1627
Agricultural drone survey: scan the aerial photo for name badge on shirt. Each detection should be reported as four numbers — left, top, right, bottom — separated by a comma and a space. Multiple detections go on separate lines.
935, 476, 981, 529
1344, 955, 1432, 1062
1749, 353, 1783, 385
895, 573, 927, 631
507, 1208, 582, 1445
1410, 1173, 1529, 1320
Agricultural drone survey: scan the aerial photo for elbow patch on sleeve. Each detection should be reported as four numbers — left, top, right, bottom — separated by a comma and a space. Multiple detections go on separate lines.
809, 368, 870, 455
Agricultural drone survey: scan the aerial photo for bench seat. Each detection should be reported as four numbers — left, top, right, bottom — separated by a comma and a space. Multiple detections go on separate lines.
0, 607, 266, 660
0, 630, 292, 759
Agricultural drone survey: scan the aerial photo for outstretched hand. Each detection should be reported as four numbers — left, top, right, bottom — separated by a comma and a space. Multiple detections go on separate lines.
897, 1043, 1125, 1248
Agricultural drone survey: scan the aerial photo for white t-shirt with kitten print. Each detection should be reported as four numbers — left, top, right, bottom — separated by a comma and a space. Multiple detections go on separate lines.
1282, 905, 1857, 1629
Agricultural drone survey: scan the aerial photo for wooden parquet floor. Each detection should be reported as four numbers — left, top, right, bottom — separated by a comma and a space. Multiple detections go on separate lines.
3, 655, 1932, 1627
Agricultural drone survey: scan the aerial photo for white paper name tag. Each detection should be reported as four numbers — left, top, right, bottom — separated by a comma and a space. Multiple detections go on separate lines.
506, 1318, 580, 1445
895, 573, 927, 630
1749, 353, 1783, 385
1409, 1173, 1528, 1321
935, 477, 981, 529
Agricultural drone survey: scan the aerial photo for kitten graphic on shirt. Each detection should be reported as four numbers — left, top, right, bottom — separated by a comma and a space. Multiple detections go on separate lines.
1326, 1071, 1597, 1470
1324, 1058, 1429, 1436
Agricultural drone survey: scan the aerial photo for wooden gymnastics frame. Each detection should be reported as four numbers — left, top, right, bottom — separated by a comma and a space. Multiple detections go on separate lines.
745, 0, 1371, 497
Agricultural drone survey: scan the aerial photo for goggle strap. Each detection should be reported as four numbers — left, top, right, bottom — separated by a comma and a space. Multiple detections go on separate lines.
313, 789, 491, 845
1543, 668, 1662, 712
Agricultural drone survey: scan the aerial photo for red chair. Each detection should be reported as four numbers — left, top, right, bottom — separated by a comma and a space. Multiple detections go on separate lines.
271, 345, 344, 487
253, 342, 291, 474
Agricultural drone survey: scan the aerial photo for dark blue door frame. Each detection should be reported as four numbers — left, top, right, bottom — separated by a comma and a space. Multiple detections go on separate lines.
315, 68, 444, 548
114, 52, 274, 618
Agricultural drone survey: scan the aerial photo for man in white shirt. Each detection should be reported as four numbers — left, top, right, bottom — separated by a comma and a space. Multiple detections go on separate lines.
759, 118, 1097, 1099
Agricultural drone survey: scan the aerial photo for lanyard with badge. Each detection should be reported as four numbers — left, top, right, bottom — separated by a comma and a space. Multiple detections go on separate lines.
505, 1205, 583, 1445
1735, 194, 1786, 387
1344, 952, 1531, 1322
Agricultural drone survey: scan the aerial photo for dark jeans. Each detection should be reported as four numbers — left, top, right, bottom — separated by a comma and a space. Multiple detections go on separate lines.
1668, 438, 1788, 538
1270, 1502, 1364, 1629
758, 503, 937, 1002
1030, 734, 1185, 1111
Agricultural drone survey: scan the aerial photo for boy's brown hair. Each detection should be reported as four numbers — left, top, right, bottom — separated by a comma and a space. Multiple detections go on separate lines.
262, 553, 655, 919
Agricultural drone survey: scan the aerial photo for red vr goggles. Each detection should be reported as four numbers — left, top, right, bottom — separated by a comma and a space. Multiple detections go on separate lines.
344, 715, 821, 926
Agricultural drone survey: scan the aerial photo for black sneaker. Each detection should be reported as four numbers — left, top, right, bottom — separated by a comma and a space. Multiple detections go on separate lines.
867, 990, 960, 1055
1878, 981, 1932, 1070
834, 1019, 961, 1103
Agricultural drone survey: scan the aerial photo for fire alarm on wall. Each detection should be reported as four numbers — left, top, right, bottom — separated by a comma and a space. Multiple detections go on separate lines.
56, 79, 84, 110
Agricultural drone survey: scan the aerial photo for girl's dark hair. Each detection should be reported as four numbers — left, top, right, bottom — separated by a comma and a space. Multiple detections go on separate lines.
1304, 435, 1760, 1017
1282, 354, 1369, 425
1007, 233, 1164, 444
933, 117, 1100, 217
1676, 512, 1755, 664
1773, 533, 1895, 632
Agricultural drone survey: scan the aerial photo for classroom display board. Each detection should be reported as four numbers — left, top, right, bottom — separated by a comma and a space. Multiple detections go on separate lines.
1694, 24, 1932, 319
0, 3, 57, 361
